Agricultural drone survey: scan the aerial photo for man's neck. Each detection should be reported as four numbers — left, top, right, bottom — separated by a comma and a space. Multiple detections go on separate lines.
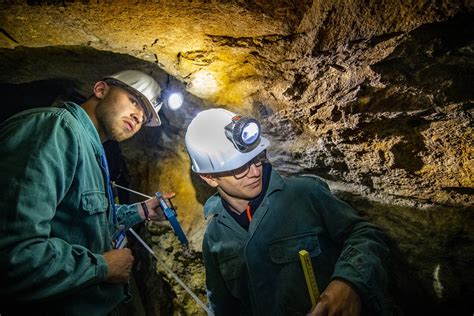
217, 188, 249, 215
81, 99, 106, 142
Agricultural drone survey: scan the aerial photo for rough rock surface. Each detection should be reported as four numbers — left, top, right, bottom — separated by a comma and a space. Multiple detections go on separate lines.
0, 1, 472, 315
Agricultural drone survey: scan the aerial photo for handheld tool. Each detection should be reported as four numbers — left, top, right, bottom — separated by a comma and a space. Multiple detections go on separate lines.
155, 192, 189, 247
111, 183, 189, 248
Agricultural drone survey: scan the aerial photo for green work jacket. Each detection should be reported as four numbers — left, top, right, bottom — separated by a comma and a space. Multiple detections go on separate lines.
0, 103, 142, 315
202, 170, 390, 315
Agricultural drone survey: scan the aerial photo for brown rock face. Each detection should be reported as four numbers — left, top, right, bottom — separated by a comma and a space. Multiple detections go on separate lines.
1, 1, 472, 315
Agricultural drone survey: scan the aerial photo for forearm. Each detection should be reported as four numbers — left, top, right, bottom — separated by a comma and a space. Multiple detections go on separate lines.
1, 237, 107, 301
115, 203, 143, 229
331, 221, 389, 313
313, 178, 389, 313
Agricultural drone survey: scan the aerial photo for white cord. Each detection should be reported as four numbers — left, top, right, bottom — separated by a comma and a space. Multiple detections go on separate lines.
112, 182, 213, 316
113, 182, 153, 199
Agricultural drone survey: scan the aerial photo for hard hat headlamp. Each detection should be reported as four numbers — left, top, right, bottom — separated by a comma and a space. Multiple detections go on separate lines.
225, 116, 261, 152
167, 92, 184, 110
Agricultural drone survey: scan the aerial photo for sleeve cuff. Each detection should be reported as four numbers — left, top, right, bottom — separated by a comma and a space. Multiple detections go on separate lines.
95, 254, 109, 281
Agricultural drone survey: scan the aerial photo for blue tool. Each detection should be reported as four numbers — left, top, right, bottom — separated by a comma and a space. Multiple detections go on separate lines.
155, 192, 189, 247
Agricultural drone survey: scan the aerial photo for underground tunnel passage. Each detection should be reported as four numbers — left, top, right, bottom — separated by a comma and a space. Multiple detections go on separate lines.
0, 1, 473, 315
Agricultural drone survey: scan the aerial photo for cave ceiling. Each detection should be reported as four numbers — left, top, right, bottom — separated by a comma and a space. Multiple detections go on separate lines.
5, 2, 474, 205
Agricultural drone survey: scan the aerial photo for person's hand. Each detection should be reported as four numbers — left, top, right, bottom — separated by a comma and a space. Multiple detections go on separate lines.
103, 248, 134, 283
139, 192, 176, 222
307, 279, 361, 316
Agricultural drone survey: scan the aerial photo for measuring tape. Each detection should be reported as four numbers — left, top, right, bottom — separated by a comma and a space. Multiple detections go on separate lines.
299, 249, 320, 307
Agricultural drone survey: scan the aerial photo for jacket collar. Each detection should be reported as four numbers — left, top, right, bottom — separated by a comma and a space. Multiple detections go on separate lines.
203, 167, 285, 219
266, 168, 285, 196
60, 102, 104, 156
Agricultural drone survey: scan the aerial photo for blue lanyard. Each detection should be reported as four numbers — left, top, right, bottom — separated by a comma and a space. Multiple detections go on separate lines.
100, 153, 118, 226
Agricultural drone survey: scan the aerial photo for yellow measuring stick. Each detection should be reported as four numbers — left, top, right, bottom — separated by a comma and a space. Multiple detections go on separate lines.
299, 249, 320, 307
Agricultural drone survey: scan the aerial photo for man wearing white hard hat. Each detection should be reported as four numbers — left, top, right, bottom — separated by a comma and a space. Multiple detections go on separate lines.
0, 70, 170, 315
185, 108, 391, 316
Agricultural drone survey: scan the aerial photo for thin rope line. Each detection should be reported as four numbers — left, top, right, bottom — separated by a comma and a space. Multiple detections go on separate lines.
113, 182, 153, 199
112, 183, 213, 315
128, 228, 212, 315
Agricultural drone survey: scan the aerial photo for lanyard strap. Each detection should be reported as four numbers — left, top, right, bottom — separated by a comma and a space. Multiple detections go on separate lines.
246, 205, 252, 222
100, 154, 118, 226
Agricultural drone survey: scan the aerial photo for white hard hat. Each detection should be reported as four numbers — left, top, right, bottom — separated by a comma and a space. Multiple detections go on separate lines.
185, 108, 270, 173
103, 70, 162, 126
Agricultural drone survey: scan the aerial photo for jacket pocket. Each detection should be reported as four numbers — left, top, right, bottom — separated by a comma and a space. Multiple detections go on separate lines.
269, 232, 321, 264
218, 254, 242, 281
80, 190, 108, 214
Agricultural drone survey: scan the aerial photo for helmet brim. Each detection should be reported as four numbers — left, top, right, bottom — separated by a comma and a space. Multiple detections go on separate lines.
140, 99, 162, 127
191, 136, 270, 174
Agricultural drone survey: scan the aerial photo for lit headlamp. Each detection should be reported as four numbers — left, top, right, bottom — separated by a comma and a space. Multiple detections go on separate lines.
225, 116, 261, 152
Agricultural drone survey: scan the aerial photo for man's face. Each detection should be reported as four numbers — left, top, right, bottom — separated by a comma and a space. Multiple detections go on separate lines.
96, 85, 146, 142
208, 162, 264, 201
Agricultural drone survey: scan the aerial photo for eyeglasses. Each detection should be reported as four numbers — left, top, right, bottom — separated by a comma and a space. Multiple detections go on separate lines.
231, 151, 267, 179
209, 151, 267, 180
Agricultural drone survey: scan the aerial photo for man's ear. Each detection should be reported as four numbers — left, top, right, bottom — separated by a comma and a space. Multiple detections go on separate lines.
93, 81, 109, 99
199, 174, 219, 188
